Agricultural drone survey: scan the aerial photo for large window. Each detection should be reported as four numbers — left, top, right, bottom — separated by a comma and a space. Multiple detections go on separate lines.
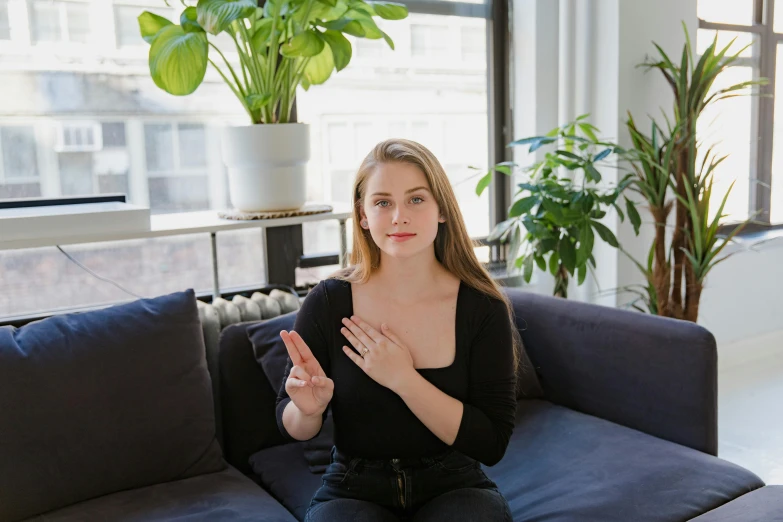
698, 0, 783, 225
0, 0, 497, 318
297, 10, 491, 256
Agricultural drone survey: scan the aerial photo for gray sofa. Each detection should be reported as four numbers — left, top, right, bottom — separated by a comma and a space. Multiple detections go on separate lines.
1, 285, 781, 521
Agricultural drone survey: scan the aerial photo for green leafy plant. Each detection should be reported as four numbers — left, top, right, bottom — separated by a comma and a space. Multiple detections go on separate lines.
138, 0, 408, 124
621, 24, 765, 321
476, 116, 640, 298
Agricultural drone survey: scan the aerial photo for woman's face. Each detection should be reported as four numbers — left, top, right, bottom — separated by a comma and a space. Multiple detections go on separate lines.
360, 162, 445, 259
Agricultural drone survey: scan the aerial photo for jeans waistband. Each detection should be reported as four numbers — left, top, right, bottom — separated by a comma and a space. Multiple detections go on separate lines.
332, 445, 456, 470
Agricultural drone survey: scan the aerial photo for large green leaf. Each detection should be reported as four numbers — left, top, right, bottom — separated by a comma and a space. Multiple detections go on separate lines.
310, 1, 349, 21
577, 222, 594, 265
197, 0, 256, 36
149, 24, 208, 95
509, 196, 538, 217
577, 263, 587, 285
590, 219, 619, 248
548, 251, 560, 276
251, 18, 286, 50
138, 11, 173, 44
625, 196, 642, 235
523, 254, 534, 283
368, 1, 408, 19
282, 30, 325, 57
303, 41, 335, 85
180, 7, 205, 33
559, 238, 577, 274
475, 171, 492, 196
320, 29, 352, 71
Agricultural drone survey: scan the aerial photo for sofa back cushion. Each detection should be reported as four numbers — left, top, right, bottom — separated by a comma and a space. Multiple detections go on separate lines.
0, 289, 225, 522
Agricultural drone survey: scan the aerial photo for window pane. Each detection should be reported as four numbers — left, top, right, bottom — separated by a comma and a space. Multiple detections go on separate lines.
148, 175, 210, 213
296, 13, 490, 242
411, 24, 450, 58
0, 237, 217, 317
178, 123, 207, 169
65, 1, 90, 43
0, 183, 40, 199
461, 26, 485, 62
697, 29, 756, 59
698, 0, 754, 26
144, 123, 174, 172
769, 45, 783, 223
32, 1, 62, 43
101, 122, 126, 148
1, 126, 38, 180
0, 0, 11, 40
697, 66, 754, 223
58, 151, 94, 195
776, 0, 783, 33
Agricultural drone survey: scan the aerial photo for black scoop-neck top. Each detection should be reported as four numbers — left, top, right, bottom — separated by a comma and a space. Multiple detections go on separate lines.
275, 277, 517, 466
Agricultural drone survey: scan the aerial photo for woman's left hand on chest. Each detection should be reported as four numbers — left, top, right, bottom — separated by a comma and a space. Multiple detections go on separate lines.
340, 316, 417, 393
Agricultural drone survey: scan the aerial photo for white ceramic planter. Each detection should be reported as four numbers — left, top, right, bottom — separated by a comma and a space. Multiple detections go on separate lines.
220, 123, 310, 212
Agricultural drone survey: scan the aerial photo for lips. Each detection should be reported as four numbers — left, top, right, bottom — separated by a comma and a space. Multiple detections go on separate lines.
388, 233, 416, 242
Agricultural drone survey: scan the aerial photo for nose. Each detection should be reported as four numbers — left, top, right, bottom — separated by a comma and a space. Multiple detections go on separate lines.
392, 208, 410, 225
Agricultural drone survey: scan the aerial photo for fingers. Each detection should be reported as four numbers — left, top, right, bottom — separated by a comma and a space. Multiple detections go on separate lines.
279, 330, 303, 366
342, 345, 365, 368
288, 365, 313, 388
347, 315, 385, 344
311, 375, 334, 390
381, 323, 404, 347
340, 325, 367, 353
288, 330, 318, 363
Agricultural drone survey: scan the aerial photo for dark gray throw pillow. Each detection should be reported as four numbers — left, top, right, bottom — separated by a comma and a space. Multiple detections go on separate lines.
0, 289, 225, 522
247, 315, 335, 474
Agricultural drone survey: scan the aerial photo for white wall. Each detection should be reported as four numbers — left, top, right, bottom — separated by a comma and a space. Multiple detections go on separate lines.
509, 0, 783, 351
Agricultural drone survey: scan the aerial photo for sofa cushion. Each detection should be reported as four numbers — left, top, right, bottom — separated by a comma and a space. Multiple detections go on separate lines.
248, 399, 766, 522
0, 289, 225, 522
21, 465, 296, 522
483, 400, 765, 522
248, 441, 325, 521
689, 486, 783, 521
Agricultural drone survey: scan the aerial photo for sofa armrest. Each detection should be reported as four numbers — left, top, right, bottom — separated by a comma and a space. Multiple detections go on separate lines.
505, 288, 718, 456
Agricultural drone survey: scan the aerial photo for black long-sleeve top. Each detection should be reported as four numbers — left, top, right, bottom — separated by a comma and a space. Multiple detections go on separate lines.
275, 277, 517, 466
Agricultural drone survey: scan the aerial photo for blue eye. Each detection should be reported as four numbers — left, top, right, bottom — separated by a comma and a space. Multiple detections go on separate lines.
412, 196, 424, 203
376, 200, 390, 207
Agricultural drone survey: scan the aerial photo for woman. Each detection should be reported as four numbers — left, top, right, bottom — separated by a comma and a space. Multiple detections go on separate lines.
277, 138, 520, 522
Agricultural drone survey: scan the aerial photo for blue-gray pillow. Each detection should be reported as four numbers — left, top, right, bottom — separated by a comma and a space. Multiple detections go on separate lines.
0, 289, 225, 522
247, 314, 334, 473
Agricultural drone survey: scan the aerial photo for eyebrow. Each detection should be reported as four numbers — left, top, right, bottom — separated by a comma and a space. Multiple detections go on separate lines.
370, 186, 431, 197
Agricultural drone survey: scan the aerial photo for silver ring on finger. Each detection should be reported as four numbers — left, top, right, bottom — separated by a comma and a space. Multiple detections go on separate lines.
361, 347, 370, 357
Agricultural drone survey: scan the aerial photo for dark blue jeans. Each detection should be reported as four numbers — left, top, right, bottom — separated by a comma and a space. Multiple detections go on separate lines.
304, 445, 513, 522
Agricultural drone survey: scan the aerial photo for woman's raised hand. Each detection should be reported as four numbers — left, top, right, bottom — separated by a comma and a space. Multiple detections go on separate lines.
280, 330, 334, 417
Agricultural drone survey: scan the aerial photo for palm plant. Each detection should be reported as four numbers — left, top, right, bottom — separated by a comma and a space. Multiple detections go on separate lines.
622, 24, 765, 321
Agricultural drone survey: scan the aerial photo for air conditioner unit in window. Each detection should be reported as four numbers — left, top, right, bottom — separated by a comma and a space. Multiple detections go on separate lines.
54, 121, 103, 152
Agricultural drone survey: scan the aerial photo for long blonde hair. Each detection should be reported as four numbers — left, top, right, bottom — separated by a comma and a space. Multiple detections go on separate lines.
329, 138, 523, 373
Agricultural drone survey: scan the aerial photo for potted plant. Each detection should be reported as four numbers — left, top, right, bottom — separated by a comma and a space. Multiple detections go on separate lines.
138, 0, 408, 212
476, 116, 641, 298
620, 25, 765, 321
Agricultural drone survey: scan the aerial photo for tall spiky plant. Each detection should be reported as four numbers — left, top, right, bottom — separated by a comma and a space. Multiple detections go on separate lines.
624, 23, 765, 322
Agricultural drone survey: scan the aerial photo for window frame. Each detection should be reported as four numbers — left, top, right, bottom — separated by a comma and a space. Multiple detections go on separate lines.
700, 0, 783, 232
